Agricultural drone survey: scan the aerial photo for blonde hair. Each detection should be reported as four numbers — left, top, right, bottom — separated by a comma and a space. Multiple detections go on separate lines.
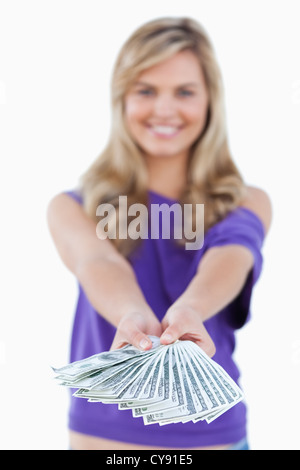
80, 17, 247, 256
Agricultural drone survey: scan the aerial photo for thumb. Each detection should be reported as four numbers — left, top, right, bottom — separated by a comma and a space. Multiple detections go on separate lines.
131, 332, 153, 351
160, 324, 181, 345
111, 331, 152, 351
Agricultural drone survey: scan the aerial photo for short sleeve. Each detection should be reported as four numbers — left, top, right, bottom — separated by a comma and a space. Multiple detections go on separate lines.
64, 189, 83, 205
204, 207, 266, 329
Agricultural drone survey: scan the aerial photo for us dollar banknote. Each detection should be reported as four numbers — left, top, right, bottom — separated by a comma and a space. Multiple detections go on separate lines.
53, 336, 244, 425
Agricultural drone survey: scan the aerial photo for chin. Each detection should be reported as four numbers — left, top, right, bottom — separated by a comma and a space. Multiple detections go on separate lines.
141, 143, 187, 159
146, 151, 184, 160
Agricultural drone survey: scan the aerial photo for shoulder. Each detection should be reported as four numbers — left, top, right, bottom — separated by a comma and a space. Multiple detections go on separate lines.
47, 191, 86, 236
239, 185, 272, 235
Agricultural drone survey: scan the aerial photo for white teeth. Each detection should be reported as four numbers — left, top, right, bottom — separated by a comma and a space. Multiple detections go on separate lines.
151, 126, 179, 135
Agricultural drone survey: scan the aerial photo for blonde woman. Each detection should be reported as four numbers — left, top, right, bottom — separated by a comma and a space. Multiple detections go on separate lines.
48, 17, 272, 450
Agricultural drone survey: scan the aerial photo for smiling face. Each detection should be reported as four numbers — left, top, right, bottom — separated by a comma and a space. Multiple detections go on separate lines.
124, 50, 209, 163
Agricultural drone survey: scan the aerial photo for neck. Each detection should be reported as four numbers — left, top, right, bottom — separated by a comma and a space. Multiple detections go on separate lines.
145, 153, 189, 200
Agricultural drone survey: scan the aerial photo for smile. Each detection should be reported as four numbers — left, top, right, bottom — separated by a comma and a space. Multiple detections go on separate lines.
146, 125, 183, 138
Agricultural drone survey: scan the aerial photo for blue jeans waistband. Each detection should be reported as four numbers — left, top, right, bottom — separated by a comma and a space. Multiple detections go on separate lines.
227, 437, 249, 450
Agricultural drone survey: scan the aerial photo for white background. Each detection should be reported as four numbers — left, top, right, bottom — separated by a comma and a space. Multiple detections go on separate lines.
0, 0, 299, 450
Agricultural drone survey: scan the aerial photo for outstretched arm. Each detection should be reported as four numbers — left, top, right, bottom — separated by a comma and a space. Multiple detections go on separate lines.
160, 187, 272, 357
160, 244, 254, 356
47, 193, 161, 350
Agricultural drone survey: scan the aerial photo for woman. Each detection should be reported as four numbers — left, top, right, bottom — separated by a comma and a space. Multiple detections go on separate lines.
47, 17, 272, 450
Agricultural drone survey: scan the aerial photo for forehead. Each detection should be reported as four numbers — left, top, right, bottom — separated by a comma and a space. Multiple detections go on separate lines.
135, 50, 205, 87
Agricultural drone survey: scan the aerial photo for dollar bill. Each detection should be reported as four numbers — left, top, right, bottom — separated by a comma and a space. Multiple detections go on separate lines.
53, 336, 244, 425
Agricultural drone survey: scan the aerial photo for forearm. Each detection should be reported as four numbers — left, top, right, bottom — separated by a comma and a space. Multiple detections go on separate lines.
172, 245, 254, 322
47, 193, 157, 346
76, 256, 153, 328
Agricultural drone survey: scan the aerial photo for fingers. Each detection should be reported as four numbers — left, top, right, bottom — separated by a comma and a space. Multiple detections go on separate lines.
111, 326, 152, 351
161, 324, 216, 357
194, 335, 216, 358
160, 324, 180, 346
110, 312, 162, 351
160, 306, 216, 358
160, 307, 188, 345
110, 333, 152, 351
110, 308, 216, 358
130, 331, 153, 351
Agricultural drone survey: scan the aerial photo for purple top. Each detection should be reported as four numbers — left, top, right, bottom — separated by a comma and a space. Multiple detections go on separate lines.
64, 189, 265, 447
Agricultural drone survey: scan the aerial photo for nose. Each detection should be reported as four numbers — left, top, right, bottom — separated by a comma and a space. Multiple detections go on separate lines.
153, 93, 176, 118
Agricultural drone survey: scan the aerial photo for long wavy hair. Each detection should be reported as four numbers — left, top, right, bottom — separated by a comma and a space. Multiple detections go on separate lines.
80, 17, 247, 257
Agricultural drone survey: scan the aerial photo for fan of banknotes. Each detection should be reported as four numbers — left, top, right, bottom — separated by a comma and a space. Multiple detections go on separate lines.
52, 336, 244, 425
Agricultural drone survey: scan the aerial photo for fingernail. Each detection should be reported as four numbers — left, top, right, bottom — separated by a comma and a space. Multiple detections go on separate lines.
161, 334, 173, 343
139, 338, 150, 350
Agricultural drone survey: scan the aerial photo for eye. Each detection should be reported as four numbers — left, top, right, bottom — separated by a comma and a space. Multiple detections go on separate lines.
137, 89, 154, 96
178, 89, 194, 97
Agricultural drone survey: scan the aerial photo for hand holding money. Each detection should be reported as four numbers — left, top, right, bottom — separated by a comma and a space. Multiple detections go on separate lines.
160, 304, 216, 357
53, 336, 243, 426
110, 310, 162, 351
110, 303, 216, 358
